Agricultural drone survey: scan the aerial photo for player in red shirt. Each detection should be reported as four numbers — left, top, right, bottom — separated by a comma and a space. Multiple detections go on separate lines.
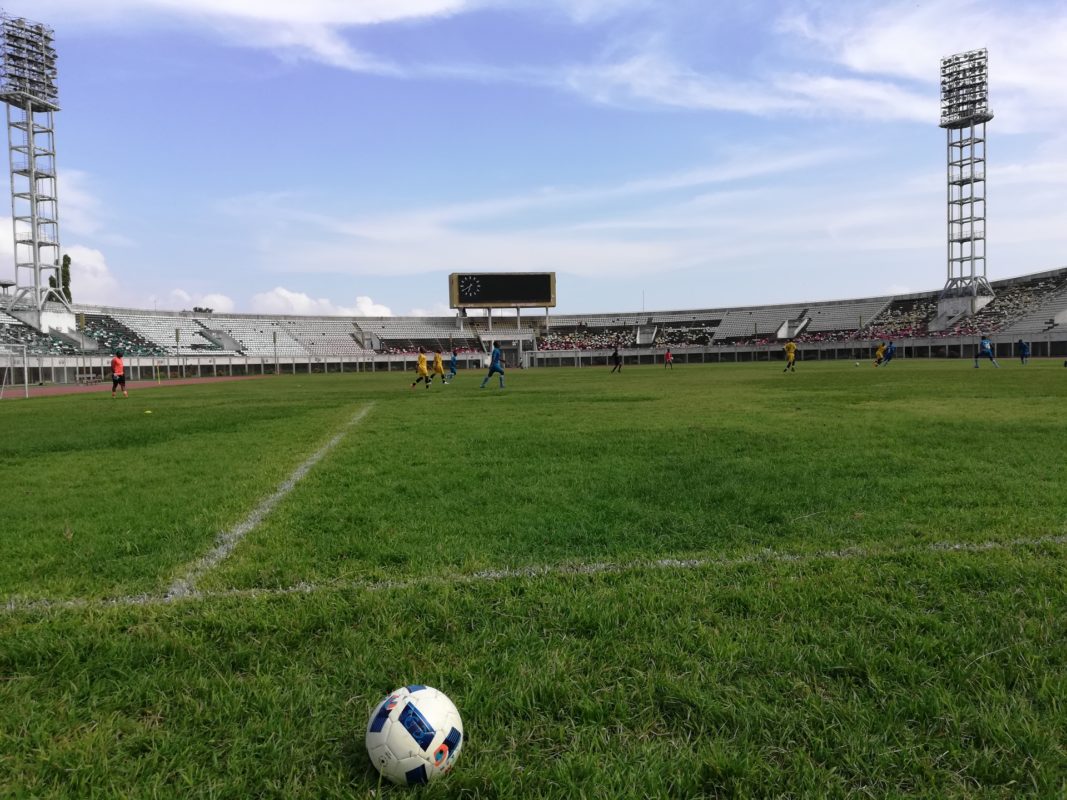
111, 350, 128, 398
664, 348, 673, 369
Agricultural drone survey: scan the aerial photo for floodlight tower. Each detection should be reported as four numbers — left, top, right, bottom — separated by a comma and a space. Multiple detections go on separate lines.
0, 11, 68, 313
938, 48, 993, 318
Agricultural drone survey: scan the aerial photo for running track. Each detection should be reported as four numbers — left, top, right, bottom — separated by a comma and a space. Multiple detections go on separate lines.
1, 374, 268, 400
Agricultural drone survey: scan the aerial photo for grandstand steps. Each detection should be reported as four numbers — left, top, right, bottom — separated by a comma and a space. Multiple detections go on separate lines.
351, 323, 378, 351
52, 329, 99, 351
778, 315, 810, 339
635, 325, 658, 346
931, 292, 1001, 333
199, 327, 243, 352
929, 307, 974, 333
4, 307, 41, 330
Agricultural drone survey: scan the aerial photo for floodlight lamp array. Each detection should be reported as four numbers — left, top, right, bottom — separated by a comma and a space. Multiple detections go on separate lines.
0, 12, 58, 110
939, 48, 990, 129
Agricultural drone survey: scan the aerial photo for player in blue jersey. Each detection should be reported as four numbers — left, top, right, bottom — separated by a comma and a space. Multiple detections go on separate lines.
446, 349, 458, 383
480, 341, 505, 389
1017, 338, 1030, 366
880, 341, 896, 366
974, 335, 999, 368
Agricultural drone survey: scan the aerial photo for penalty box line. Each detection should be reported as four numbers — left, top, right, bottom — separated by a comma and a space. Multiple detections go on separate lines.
3, 532, 1065, 615
163, 402, 375, 600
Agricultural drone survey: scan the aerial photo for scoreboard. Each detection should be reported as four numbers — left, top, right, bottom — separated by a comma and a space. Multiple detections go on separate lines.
449, 272, 556, 309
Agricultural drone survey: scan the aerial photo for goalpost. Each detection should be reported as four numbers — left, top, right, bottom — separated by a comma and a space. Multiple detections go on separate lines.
0, 343, 29, 399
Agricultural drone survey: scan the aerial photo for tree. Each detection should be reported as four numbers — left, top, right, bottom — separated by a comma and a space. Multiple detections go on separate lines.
61, 254, 72, 303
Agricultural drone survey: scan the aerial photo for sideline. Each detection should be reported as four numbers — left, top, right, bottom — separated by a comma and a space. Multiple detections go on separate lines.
3, 532, 1064, 615
164, 403, 376, 599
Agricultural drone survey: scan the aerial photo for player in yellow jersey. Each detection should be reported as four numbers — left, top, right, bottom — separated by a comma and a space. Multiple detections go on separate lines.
410, 346, 431, 390
873, 342, 886, 367
782, 339, 797, 372
431, 348, 446, 384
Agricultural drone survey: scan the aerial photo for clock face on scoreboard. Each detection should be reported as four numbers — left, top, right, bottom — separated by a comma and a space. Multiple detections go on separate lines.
459, 275, 482, 300
449, 272, 555, 308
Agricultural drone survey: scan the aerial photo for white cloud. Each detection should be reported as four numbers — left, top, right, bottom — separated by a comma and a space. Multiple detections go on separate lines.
64, 245, 120, 304
0, 220, 11, 276
215, 137, 1067, 307
782, 0, 1067, 133
537, 0, 652, 24
27, 0, 641, 74
58, 170, 104, 238
23, 0, 1067, 131
52, 169, 133, 248
290, 147, 844, 243
353, 295, 394, 316
30, 0, 649, 28
556, 1, 1067, 127
199, 293, 236, 313
884, 284, 914, 296
563, 48, 930, 121
24, 0, 476, 74
409, 302, 454, 317
165, 289, 235, 312
566, 52, 798, 115
30, 0, 480, 26
249, 286, 392, 316
221, 145, 845, 282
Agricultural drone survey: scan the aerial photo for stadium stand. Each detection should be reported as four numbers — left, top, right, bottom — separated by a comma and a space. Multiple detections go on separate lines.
712, 305, 808, 342
5, 265, 1067, 383
360, 317, 479, 353
108, 311, 236, 355
79, 313, 167, 356
0, 310, 79, 355
865, 297, 938, 340
538, 327, 635, 350
275, 318, 371, 357
204, 317, 308, 357
549, 314, 646, 327
655, 323, 718, 347
1002, 280, 1067, 335
945, 271, 1067, 336
804, 298, 892, 333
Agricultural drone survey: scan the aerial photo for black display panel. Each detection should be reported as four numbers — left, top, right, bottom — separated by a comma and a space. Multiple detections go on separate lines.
449, 272, 556, 308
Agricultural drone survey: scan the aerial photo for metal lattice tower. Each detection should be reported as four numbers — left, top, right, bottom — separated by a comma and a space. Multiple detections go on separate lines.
939, 49, 993, 307
0, 11, 66, 313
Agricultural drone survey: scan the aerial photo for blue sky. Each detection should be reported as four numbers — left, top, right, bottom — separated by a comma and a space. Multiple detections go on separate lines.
4, 0, 1067, 316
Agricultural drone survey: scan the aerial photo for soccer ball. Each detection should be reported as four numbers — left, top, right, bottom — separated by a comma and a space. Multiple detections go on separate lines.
855, 362, 860, 367
365, 685, 464, 785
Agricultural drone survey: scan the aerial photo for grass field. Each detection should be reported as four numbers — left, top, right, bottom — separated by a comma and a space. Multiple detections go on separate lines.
2, 361, 1065, 798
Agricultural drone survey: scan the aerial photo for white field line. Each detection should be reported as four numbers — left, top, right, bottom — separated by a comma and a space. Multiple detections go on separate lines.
2, 533, 1065, 616
163, 403, 375, 600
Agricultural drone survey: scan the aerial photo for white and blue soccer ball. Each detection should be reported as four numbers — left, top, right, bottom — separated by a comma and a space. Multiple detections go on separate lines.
365, 685, 464, 785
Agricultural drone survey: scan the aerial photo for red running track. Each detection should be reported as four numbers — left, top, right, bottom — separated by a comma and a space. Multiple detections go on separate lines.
1, 374, 269, 400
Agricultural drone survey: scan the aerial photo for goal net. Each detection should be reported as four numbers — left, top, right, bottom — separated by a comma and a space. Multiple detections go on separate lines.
0, 343, 28, 399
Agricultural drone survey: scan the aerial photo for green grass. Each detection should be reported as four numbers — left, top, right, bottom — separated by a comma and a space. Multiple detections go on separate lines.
1, 363, 1065, 798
